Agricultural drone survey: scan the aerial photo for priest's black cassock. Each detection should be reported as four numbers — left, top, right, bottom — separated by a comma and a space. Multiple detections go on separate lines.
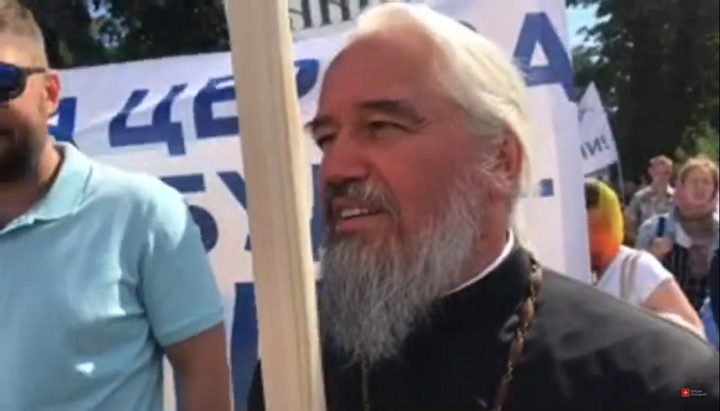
247, 247, 719, 410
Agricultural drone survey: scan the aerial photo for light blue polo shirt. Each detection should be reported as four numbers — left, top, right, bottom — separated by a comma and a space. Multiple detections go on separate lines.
0, 143, 224, 411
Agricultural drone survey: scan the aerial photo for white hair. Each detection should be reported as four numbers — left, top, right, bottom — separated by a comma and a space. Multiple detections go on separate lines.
344, 2, 534, 200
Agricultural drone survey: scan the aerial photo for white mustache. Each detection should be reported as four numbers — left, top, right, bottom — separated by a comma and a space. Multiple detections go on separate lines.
326, 181, 401, 223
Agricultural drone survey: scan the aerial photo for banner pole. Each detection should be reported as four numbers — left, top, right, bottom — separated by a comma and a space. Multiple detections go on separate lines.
224, 1, 326, 410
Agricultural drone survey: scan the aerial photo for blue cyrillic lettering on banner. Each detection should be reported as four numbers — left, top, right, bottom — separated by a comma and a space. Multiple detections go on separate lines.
161, 174, 219, 252
158, 169, 329, 258
161, 174, 205, 193
188, 206, 219, 252
578, 107, 589, 122
231, 283, 258, 411
50, 97, 77, 146
514, 13, 574, 100
539, 178, 555, 197
218, 167, 325, 260
600, 135, 611, 151
195, 76, 239, 139
192, 60, 317, 141
583, 137, 605, 157
109, 84, 188, 156
295, 59, 320, 100
217, 171, 251, 250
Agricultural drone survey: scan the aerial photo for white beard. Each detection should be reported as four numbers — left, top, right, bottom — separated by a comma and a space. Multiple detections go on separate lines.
318, 167, 490, 365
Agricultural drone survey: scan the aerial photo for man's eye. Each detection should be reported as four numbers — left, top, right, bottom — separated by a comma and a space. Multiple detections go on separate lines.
315, 134, 335, 149
368, 121, 399, 132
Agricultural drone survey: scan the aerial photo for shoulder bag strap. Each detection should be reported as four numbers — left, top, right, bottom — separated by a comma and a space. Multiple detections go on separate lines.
620, 252, 642, 302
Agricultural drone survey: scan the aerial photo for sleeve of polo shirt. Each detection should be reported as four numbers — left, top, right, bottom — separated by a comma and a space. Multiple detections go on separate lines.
139, 186, 224, 347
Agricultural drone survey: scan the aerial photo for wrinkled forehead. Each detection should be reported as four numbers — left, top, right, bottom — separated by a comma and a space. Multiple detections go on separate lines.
0, 34, 45, 67
317, 33, 444, 115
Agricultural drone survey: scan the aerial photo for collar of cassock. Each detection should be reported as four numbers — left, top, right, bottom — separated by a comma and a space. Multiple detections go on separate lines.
447, 231, 516, 295
425, 242, 532, 337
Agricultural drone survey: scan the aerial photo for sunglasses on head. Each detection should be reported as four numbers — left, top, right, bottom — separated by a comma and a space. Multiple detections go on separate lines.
0, 62, 46, 103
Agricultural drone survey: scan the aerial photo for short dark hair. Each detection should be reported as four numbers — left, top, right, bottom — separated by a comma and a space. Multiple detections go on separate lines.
0, 0, 47, 65
585, 180, 601, 210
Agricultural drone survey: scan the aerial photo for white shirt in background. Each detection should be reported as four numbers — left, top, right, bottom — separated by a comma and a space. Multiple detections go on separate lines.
595, 246, 674, 307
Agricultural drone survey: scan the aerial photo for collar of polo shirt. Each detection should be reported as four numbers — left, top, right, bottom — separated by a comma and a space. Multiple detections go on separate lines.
0, 142, 91, 234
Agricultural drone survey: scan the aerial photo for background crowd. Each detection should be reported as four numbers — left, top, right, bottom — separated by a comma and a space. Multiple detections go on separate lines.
588, 154, 720, 346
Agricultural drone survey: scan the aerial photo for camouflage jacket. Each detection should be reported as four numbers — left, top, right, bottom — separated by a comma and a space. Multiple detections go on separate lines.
625, 185, 674, 229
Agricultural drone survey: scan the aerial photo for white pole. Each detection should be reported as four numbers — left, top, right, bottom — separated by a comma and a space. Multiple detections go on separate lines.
224, 1, 326, 410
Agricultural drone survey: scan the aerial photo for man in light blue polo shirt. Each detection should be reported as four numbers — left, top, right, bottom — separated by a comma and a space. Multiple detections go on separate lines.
0, 2, 231, 410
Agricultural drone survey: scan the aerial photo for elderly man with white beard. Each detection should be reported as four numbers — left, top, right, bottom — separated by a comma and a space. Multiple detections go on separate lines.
248, 3, 719, 411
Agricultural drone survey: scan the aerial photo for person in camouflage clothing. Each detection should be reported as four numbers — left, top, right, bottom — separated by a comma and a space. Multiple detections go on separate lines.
625, 155, 675, 244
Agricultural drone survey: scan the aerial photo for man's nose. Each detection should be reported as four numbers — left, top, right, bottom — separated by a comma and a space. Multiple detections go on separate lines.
321, 131, 369, 188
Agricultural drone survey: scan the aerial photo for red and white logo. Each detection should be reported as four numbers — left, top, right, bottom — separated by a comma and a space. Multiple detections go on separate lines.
682, 389, 690, 397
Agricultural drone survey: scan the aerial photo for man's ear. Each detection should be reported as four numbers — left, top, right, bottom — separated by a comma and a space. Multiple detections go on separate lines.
43, 71, 61, 117
499, 133, 523, 182
488, 132, 524, 197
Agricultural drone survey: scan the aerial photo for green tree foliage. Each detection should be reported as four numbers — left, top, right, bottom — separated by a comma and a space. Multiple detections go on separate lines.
22, 0, 106, 68
679, 122, 720, 163
24, 0, 369, 67
569, 0, 719, 178
25, 0, 231, 66
96, 0, 230, 63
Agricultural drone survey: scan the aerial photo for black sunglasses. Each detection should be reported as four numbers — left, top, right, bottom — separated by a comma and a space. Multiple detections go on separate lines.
0, 62, 46, 103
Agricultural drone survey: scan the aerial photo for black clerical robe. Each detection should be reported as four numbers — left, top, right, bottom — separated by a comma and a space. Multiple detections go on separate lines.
247, 247, 719, 411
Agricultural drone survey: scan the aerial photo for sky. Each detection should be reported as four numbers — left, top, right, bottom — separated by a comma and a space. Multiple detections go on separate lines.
567, 5, 599, 46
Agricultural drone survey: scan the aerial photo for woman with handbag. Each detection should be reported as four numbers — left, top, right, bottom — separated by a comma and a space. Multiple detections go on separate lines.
637, 156, 719, 313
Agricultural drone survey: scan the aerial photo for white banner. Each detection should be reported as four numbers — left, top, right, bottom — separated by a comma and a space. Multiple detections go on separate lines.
578, 83, 619, 175
50, 1, 590, 408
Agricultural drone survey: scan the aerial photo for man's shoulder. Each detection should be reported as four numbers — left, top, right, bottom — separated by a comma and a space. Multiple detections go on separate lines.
84, 160, 186, 219
632, 186, 655, 200
527, 270, 718, 405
